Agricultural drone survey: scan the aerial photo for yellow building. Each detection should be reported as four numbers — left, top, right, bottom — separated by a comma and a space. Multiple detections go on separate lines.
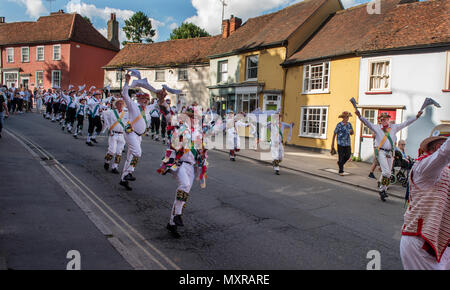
281, 1, 398, 150
207, 0, 343, 117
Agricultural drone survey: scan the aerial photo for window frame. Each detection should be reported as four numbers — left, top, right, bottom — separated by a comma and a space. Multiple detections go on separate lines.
51, 70, 61, 88
218, 60, 228, 83
367, 58, 391, 92
302, 61, 330, 94
245, 55, 258, 81
445, 51, 450, 91
155, 70, 165, 82
36, 70, 45, 88
361, 109, 378, 137
4, 71, 18, 87
21, 46, 30, 63
6, 47, 14, 63
299, 106, 329, 139
53, 44, 61, 61
36, 46, 45, 61
178, 68, 188, 81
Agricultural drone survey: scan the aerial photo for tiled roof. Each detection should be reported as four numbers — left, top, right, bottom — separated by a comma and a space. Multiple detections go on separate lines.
0, 12, 118, 51
360, 0, 450, 52
284, 0, 402, 65
104, 36, 221, 68
284, 0, 450, 65
208, 0, 331, 57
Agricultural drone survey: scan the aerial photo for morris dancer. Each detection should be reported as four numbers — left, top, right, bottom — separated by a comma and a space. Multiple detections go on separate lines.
157, 106, 208, 238
73, 96, 87, 139
58, 90, 68, 126
355, 110, 422, 201
269, 115, 294, 175
119, 74, 153, 190
51, 89, 60, 122
63, 90, 78, 134
44, 89, 54, 119
225, 112, 250, 161
102, 98, 128, 174
86, 91, 105, 146
400, 126, 449, 270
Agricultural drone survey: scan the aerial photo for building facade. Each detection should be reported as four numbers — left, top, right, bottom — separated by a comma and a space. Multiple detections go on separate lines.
0, 11, 119, 90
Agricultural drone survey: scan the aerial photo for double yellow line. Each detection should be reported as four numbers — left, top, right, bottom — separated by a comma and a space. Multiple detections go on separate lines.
5, 128, 181, 270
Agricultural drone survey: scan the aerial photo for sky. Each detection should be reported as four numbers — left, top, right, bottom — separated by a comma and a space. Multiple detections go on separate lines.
0, 0, 370, 45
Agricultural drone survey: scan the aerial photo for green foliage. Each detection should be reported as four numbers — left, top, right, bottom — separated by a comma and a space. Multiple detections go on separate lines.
169, 22, 210, 40
83, 16, 92, 25
122, 11, 156, 45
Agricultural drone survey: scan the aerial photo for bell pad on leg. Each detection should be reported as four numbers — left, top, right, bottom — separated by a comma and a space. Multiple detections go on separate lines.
176, 189, 189, 202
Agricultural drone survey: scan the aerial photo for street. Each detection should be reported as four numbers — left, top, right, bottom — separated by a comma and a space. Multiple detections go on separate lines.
0, 113, 406, 270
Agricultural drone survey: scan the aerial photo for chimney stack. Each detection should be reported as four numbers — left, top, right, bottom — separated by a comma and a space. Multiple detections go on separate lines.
222, 19, 230, 38
107, 13, 120, 49
229, 15, 242, 36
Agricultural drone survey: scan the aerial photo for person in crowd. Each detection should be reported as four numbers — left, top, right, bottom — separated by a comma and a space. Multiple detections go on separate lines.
331, 111, 354, 176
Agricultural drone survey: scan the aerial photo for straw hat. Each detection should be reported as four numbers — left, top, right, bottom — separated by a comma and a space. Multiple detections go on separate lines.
419, 124, 450, 153
135, 92, 150, 100
338, 111, 352, 118
378, 112, 391, 120
114, 98, 125, 106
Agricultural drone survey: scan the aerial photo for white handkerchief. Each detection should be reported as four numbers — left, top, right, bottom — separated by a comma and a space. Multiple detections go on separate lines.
127, 69, 141, 80
420, 97, 441, 112
68, 85, 74, 90
78, 85, 86, 91
162, 84, 182, 95
130, 78, 158, 93
89, 86, 96, 92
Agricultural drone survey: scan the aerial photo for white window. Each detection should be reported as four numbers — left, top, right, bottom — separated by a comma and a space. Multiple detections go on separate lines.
155, 70, 165, 81
245, 55, 258, 80
52, 70, 61, 88
21, 47, 30, 62
36, 71, 44, 88
178, 69, 188, 81
4, 72, 18, 87
237, 93, 258, 114
53, 44, 61, 60
368, 59, 391, 92
303, 62, 330, 94
300, 106, 328, 138
36, 46, 45, 61
6, 48, 14, 63
218, 60, 228, 83
362, 109, 377, 136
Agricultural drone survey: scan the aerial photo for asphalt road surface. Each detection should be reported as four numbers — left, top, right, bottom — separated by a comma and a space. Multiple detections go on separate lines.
0, 112, 407, 270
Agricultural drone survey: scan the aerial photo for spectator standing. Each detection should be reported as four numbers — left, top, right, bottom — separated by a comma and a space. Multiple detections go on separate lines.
0, 87, 10, 138
331, 111, 354, 176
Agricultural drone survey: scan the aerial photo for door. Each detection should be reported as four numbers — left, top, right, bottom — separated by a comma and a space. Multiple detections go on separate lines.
263, 94, 281, 112
21, 77, 30, 89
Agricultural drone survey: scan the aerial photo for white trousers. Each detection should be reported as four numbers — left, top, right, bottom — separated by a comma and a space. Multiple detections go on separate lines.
377, 150, 393, 191
106, 133, 126, 169
121, 132, 142, 180
400, 236, 450, 270
169, 162, 195, 225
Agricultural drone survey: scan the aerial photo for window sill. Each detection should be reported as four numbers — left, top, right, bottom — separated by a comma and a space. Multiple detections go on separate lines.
442, 89, 450, 93
299, 134, 327, 140
365, 91, 392, 95
301, 90, 330, 95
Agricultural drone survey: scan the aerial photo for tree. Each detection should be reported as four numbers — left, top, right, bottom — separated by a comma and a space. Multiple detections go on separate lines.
122, 11, 156, 45
82, 16, 92, 25
170, 22, 210, 40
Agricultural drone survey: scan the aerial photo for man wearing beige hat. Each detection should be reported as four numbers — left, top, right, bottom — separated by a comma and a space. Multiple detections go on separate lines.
355, 109, 423, 201
331, 111, 354, 176
400, 125, 449, 270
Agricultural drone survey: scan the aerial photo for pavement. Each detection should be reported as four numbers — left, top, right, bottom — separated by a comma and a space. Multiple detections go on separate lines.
217, 138, 407, 199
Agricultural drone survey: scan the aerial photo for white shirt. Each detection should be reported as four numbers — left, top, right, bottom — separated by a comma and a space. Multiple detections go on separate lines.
122, 83, 150, 135
360, 116, 418, 150
412, 138, 450, 189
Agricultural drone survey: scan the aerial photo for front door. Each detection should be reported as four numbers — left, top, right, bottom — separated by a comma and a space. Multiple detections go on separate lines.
263, 94, 281, 112
21, 77, 30, 89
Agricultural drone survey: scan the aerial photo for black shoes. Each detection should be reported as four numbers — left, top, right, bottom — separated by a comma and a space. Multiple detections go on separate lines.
86, 141, 93, 146
379, 190, 388, 202
104, 163, 109, 170
173, 215, 184, 227
119, 180, 132, 191
166, 223, 181, 239
124, 173, 136, 181
368, 172, 376, 179
275, 170, 280, 175
111, 168, 119, 174
91, 138, 98, 143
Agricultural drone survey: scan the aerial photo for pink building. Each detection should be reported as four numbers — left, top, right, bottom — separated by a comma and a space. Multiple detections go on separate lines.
0, 11, 119, 90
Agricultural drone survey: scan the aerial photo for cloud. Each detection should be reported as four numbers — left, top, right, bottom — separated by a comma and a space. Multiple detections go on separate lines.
65, 0, 134, 22
8, 0, 48, 19
169, 22, 178, 30
185, 0, 293, 35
